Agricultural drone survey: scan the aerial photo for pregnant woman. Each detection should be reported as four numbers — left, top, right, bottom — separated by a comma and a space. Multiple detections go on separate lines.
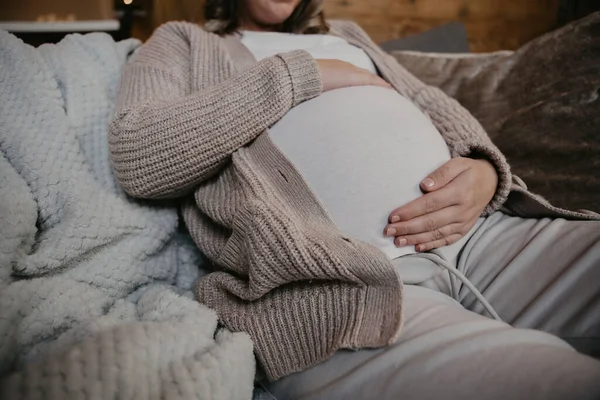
109, 0, 600, 398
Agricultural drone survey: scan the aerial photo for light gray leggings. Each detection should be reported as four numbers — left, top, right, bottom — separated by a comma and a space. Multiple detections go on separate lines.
265, 212, 600, 400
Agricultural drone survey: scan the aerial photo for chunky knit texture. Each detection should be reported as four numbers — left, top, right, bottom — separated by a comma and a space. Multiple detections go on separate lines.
0, 31, 255, 400
109, 20, 599, 381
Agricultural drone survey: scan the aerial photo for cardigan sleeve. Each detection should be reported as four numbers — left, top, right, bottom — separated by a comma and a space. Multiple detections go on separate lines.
384, 52, 512, 215
109, 24, 322, 199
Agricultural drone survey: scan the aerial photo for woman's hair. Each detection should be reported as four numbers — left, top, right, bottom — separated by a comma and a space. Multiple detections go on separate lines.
204, 0, 329, 35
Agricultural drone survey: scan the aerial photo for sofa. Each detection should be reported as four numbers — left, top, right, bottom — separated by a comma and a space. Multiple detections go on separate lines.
0, 12, 598, 400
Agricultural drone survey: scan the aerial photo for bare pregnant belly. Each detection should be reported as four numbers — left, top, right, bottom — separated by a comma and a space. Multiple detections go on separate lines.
268, 86, 452, 259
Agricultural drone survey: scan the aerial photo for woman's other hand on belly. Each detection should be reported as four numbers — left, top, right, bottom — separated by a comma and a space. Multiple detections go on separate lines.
316, 59, 391, 92
384, 157, 498, 251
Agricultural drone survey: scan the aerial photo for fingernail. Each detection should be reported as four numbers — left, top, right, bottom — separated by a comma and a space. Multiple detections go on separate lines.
416, 244, 424, 252
385, 228, 396, 236
391, 215, 400, 223
396, 238, 407, 247
422, 178, 435, 188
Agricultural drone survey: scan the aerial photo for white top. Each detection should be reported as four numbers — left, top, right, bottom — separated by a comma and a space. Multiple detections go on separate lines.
241, 30, 376, 73
241, 31, 457, 259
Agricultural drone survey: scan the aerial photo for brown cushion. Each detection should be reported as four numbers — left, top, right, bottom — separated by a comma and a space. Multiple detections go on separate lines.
391, 13, 600, 212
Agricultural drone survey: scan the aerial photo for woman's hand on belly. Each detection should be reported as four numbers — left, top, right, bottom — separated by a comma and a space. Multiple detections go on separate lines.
384, 157, 498, 252
316, 59, 391, 92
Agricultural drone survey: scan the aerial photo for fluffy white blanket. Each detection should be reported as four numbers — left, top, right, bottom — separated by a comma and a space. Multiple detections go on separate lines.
0, 31, 254, 399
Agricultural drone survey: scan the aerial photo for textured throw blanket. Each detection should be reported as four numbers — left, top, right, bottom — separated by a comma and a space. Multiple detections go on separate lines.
0, 32, 254, 399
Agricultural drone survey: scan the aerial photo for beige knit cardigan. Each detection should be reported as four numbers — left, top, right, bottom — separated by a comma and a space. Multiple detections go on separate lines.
109, 20, 598, 381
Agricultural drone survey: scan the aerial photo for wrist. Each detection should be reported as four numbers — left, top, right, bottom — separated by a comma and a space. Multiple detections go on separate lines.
277, 50, 322, 107
473, 158, 499, 202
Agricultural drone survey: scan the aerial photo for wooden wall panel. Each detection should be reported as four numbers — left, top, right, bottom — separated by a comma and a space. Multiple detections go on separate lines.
144, 0, 560, 52
0, 0, 113, 21
323, 0, 560, 51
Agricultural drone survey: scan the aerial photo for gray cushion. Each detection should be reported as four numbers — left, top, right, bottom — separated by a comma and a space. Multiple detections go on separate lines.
379, 22, 470, 53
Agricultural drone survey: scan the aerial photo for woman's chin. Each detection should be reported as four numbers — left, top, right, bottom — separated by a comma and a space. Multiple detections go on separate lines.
261, 5, 297, 24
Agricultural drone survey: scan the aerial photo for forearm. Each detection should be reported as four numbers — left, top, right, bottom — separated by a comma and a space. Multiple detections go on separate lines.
384, 50, 511, 212
109, 50, 321, 199
412, 85, 511, 214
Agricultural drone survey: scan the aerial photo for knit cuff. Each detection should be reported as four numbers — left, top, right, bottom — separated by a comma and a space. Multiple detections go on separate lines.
452, 141, 512, 216
412, 85, 512, 215
277, 50, 322, 107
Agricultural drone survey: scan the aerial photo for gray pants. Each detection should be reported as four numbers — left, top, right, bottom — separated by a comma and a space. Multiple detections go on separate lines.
265, 212, 600, 400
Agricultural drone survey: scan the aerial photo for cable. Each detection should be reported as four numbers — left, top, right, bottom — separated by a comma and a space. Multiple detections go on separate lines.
417, 251, 503, 322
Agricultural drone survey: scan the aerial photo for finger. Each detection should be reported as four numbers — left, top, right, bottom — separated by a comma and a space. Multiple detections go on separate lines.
359, 71, 391, 88
414, 234, 464, 252
351, 65, 392, 88
371, 75, 392, 88
392, 223, 465, 247
385, 205, 462, 237
388, 187, 460, 223
421, 157, 470, 193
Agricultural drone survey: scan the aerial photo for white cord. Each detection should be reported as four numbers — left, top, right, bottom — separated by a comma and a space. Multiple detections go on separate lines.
418, 252, 503, 321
